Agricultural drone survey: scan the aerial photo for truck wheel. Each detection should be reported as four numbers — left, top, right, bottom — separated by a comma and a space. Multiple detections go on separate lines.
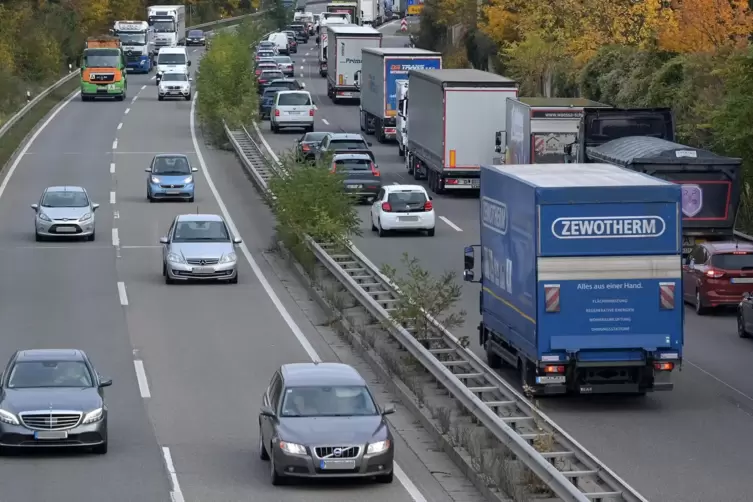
405, 153, 413, 174
519, 359, 532, 388
486, 345, 502, 369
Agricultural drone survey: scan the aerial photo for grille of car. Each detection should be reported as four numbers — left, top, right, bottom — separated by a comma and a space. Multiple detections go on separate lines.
166, 86, 181, 90
186, 258, 220, 265
315, 446, 360, 458
159, 184, 185, 188
20, 412, 83, 430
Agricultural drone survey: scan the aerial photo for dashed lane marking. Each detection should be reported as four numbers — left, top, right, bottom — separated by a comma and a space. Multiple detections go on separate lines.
117, 281, 128, 305
110, 191, 116, 204
439, 216, 462, 232
110, 162, 115, 174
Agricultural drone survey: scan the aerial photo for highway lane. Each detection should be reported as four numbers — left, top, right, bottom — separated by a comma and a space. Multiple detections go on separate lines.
107, 44, 484, 501
260, 8, 753, 502
0, 78, 172, 500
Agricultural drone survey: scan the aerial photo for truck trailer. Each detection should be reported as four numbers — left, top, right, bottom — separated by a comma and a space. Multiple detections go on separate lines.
112, 20, 152, 73
359, 47, 441, 143
404, 69, 518, 194
318, 17, 349, 76
147, 5, 186, 57
326, 24, 382, 102
464, 163, 683, 395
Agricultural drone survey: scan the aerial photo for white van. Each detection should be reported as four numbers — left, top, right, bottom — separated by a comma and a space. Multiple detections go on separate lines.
156, 47, 190, 84
267, 32, 290, 55
270, 90, 315, 133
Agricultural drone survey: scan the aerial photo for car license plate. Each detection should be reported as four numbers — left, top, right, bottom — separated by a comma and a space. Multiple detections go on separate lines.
471, 179, 480, 188
320, 459, 356, 470
731, 278, 753, 283
192, 266, 214, 274
398, 216, 418, 222
35, 430, 68, 440
169, 91, 179, 95
288, 111, 302, 115
166, 191, 181, 195
536, 376, 566, 384
56, 226, 76, 233
348, 184, 363, 189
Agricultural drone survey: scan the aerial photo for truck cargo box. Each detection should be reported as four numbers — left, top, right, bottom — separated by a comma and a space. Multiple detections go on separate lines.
479, 163, 683, 360
327, 24, 382, 98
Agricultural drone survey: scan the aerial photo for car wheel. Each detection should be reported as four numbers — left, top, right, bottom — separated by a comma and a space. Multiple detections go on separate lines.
229, 272, 239, 284
378, 219, 387, 237
92, 440, 108, 454
162, 262, 167, 277
270, 444, 285, 485
695, 290, 708, 315
427, 227, 435, 237
187, 196, 195, 203
35, 232, 43, 242
158, 96, 164, 101
165, 272, 174, 285
738, 314, 750, 338
185, 94, 191, 101
87, 231, 95, 242
375, 470, 393, 483
259, 432, 269, 460
371, 214, 377, 231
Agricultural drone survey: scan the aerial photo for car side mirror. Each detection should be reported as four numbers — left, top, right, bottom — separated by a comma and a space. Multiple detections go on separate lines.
429, 196, 433, 200
159, 236, 169, 244
30, 203, 38, 211
191, 167, 198, 172
92, 203, 100, 211
189, 77, 193, 81
260, 405, 276, 418
367, 142, 372, 147
300, 82, 305, 88
145, 168, 152, 172
494, 131, 502, 147
382, 404, 395, 416
99, 378, 112, 387
233, 237, 243, 244
187, 60, 192, 66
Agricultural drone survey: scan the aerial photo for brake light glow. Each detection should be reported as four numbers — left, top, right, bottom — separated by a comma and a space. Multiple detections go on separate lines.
255, 70, 261, 76
309, 109, 315, 116
302, 144, 310, 151
654, 362, 674, 371
424, 200, 432, 211
733, 251, 750, 255
274, 109, 280, 116
370, 163, 380, 176
381, 202, 392, 212
330, 162, 337, 173
544, 365, 565, 373
706, 269, 725, 278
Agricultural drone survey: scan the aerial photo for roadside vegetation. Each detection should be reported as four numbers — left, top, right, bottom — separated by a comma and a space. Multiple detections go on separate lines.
418, 0, 753, 229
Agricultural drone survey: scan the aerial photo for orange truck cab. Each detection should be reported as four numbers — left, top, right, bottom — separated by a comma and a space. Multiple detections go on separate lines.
80, 36, 128, 101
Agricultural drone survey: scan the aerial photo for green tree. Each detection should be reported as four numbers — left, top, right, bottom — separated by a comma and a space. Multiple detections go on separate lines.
267, 0, 292, 30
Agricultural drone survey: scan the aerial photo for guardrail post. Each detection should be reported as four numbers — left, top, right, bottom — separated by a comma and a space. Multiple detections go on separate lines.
68, 64, 72, 74
26, 90, 31, 103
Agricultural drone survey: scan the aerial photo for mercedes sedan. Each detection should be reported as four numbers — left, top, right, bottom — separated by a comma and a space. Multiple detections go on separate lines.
160, 213, 242, 284
31, 186, 99, 241
259, 362, 395, 485
0, 349, 111, 454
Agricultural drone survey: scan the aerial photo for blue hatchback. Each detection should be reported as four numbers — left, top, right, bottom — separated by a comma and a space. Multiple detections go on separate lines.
146, 154, 198, 202
259, 87, 286, 119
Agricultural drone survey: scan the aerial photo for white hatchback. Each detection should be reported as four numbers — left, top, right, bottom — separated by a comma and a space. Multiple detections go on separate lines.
371, 185, 435, 237
270, 91, 315, 133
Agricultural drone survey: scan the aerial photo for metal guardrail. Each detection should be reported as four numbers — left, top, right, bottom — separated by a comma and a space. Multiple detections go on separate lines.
0, 11, 265, 145
223, 121, 649, 502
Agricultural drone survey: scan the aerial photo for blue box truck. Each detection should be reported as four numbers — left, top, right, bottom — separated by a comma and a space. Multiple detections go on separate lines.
463, 163, 684, 395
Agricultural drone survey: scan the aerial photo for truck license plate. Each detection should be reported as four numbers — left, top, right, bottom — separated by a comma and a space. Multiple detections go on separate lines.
471, 179, 480, 188
536, 376, 565, 384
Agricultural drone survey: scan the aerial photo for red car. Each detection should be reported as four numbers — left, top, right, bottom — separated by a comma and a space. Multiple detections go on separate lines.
683, 241, 753, 314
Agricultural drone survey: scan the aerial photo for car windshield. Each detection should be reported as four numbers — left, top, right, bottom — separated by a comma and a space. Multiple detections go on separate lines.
711, 252, 753, 270
329, 139, 368, 150
388, 191, 427, 210
261, 71, 283, 80
84, 49, 121, 68
280, 385, 378, 417
188, 30, 203, 37
303, 132, 328, 143
8, 361, 93, 389
162, 73, 187, 82
41, 191, 89, 208
173, 220, 230, 242
278, 92, 311, 106
335, 158, 371, 172
158, 53, 186, 65
270, 80, 298, 89
152, 156, 190, 175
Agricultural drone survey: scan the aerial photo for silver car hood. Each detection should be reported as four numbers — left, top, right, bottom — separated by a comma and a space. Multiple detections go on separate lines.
169, 241, 233, 259
39, 206, 90, 220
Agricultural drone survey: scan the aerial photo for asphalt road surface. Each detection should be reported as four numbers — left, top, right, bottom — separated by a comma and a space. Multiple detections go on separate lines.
257, 6, 753, 502
0, 28, 485, 502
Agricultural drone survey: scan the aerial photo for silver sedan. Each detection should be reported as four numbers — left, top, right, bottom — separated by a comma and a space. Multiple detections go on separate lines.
160, 213, 242, 284
31, 186, 100, 241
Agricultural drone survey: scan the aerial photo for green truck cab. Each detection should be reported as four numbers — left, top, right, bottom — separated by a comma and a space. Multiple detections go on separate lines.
80, 36, 128, 101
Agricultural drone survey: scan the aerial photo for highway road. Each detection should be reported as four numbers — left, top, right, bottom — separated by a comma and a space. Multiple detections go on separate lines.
0, 27, 486, 502
257, 7, 753, 502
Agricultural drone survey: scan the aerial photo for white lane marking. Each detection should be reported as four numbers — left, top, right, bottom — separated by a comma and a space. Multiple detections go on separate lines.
191, 93, 320, 361
117, 281, 128, 305
251, 109, 428, 502
142, 84, 147, 89
392, 182, 400, 185
162, 447, 184, 502
151, 76, 156, 80
117, 122, 123, 130
112, 139, 118, 149
114, 210, 120, 219
300, 65, 304, 70
121, 245, 161, 249
112, 228, 120, 247
110, 162, 115, 174
302, 59, 306, 63
0, 91, 80, 200
322, 118, 329, 125
133, 360, 151, 398
110, 191, 116, 204
125, 108, 130, 114
686, 360, 753, 404
131, 96, 137, 104
439, 216, 462, 232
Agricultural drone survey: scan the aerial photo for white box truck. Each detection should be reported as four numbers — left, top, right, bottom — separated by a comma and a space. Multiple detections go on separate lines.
359, 47, 441, 142
318, 17, 348, 76
326, 24, 382, 102
147, 5, 186, 57
405, 69, 518, 194
361, 0, 378, 25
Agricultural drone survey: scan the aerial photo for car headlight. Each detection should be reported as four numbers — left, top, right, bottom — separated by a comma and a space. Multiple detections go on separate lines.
151, 176, 161, 183
183, 176, 193, 184
367, 439, 391, 454
37, 212, 51, 222
0, 409, 19, 425
82, 407, 103, 424
79, 212, 92, 222
279, 441, 306, 455
220, 252, 236, 263
167, 252, 185, 264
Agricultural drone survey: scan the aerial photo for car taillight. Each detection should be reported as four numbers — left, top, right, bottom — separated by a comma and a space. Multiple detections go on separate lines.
330, 162, 337, 173
275, 109, 280, 116
302, 144, 310, 151
370, 163, 380, 176
259, 79, 267, 84
255, 70, 261, 75
309, 109, 315, 116
381, 202, 392, 212
424, 200, 433, 211
706, 269, 725, 278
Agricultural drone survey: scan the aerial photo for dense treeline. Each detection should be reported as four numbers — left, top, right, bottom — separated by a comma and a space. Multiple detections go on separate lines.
0, 0, 255, 123
419, 0, 753, 229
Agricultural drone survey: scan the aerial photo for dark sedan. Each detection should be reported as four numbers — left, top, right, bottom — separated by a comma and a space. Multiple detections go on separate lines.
285, 32, 298, 53
186, 29, 205, 46
0, 349, 111, 454
258, 69, 285, 93
332, 153, 382, 202
259, 362, 395, 485
259, 87, 286, 119
288, 24, 309, 43
295, 131, 329, 161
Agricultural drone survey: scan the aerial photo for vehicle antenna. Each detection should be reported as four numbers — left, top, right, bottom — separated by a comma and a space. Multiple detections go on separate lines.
736, 239, 739, 250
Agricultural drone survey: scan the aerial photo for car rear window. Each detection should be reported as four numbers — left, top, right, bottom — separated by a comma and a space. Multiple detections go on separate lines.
263, 89, 282, 97
388, 191, 427, 209
260, 71, 283, 80
258, 51, 274, 57
335, 158, 371, 171
329, 140, 367, 150
278, 92, 311, 106
711, 252, 753, 270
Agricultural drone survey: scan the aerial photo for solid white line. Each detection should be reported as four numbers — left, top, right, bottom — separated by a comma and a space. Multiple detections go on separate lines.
141, 84, 147, 89
321, 118, 329, 125
439, 216, 462, 232
112, 228, 120, 247
133, 360, 151, 398
392, 182, 399, 185
117, 122, 123, 130
250, 105, 426, 502
110, 191, 116, 204
110, 162, 115, 174
162, 446, 185, 502
686, 360, 753, 404
112, 139, 118, 149
191, 93, 320, 361
125, 108, 130, 114
117, 281, 128, 305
